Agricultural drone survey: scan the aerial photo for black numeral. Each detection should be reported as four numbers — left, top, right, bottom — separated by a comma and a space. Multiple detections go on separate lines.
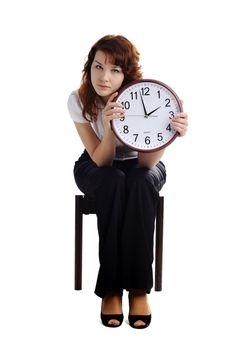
130, 91, 138, 100
141, 87, 150, 96
145, 136, 151, 144
157, 90, 161, 99
169, 111, 174, 119
121, 101, 130, 109
165, 98, 171, 107
133, 134, 138, 142
123, 125, 129, 134
157, 133, 163, 141
166, 124, 172, 132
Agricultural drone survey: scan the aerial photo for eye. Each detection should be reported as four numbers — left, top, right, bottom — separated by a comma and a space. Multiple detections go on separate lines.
95, 64, 103, 70
112, 68, 121, 73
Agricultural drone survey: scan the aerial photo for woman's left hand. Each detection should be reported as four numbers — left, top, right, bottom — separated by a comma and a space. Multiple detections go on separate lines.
170, 100, 188, 137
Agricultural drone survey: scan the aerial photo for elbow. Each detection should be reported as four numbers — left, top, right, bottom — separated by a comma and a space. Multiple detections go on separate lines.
95, 161, 111, 168
91, 151, 114, 168
138, 161, 155, 170
91, 156, 113, 168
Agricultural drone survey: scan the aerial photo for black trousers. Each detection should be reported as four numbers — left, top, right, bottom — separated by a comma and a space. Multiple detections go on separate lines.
74, 150, 166, 298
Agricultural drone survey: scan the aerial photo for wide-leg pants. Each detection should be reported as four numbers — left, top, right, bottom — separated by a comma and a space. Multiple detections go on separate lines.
74, 149, 166, 298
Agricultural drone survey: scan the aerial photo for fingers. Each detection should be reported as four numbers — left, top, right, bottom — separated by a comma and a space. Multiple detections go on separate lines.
103, 92, 124, 119
171, 112, 188, 137
172, 124, 187, 136
174, 112, 188, 120
107, 91, 118, 104
105, 92, 121, 112
104, 103, 124, 117
102, 92, 125, 128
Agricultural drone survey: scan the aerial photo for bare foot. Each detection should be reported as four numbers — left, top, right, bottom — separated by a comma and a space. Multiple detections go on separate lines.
101, 293, 123, 326
128, 290, 151, 327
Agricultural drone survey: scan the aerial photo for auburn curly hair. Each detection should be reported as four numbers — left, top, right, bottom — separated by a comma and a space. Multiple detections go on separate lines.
78, 35, 142, 121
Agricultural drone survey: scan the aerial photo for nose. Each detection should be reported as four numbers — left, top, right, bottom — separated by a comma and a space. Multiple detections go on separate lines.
100, 69, 109, 82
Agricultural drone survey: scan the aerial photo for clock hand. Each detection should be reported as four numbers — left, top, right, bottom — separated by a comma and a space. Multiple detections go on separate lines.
147, 106, 161, 116
139, 92, 148, 117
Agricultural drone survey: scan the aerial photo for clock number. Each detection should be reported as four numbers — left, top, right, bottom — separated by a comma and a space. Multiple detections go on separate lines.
120, 116, 125, 121
169, 111, 174, 119
130, 91, 138, 100
145, 136, 151, 144
133, 134, 138, 142
157, 133, 163, 141
123, 125, 129, 134
165, 98, 171, 107
121, 101, 130, 110
166, 124, 172, 132
141, 87, 150, 96
157, 90, 161, 99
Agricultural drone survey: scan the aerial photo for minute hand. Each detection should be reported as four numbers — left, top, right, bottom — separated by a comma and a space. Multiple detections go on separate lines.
147, 106, 161, 116
139, 92, 148, 116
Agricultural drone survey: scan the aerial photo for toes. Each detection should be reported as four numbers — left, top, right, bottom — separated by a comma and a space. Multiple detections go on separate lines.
108, 319, 120, 326
134, 320, 146, 327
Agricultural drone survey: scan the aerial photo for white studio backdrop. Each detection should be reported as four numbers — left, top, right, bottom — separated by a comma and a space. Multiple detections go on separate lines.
0, 0, 232, 349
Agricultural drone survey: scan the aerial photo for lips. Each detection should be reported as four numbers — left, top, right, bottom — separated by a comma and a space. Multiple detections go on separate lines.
98, 85, 110, 89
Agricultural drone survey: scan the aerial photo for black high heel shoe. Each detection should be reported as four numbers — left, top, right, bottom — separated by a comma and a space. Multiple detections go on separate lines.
101, 313, 124, 327
128, 314, 151, 329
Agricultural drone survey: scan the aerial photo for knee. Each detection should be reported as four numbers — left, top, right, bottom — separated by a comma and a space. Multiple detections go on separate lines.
127, 168, 152, 187
126, 167, 164, 192
98, 166, 126, 187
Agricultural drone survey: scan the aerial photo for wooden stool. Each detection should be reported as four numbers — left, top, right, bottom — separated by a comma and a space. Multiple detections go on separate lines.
74, 195, 164, 291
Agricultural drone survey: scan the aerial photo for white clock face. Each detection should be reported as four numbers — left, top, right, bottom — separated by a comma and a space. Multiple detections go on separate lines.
111, 79, 182, 152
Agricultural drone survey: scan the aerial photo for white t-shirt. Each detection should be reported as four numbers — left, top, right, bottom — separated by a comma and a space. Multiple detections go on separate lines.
67, 90, 138, 161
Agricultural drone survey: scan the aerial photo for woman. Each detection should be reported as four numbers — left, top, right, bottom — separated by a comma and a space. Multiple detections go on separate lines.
67, 35, 188, 328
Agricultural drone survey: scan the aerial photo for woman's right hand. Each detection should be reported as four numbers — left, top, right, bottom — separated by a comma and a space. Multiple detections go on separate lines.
102, 92, 125, 132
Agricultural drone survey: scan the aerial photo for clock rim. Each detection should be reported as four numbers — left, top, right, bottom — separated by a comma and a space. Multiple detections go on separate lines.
111, 78, 182, 153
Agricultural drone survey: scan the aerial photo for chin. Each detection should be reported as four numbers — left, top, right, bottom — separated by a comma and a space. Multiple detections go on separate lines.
98, 90, 112, 98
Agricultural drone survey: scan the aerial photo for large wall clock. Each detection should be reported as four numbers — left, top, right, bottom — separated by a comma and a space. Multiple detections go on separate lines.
111, 79, 182, 152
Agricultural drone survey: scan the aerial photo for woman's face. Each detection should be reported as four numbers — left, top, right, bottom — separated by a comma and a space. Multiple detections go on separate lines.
91, 50, 124, 103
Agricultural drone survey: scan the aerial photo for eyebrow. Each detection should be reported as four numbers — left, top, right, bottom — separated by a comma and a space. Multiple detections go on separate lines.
94, 60, 121, 68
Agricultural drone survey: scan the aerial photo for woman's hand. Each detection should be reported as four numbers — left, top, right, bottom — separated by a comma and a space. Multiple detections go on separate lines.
102, 92, 125, 132
171, 112, 188, 137
170, 100, 188, 137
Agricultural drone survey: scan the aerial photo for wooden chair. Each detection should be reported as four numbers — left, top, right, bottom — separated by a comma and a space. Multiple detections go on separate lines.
74, 195, 164, 291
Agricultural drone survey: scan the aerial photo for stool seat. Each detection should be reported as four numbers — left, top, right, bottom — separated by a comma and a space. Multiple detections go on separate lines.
74, 194, 164, 292
81, 196, 96, 214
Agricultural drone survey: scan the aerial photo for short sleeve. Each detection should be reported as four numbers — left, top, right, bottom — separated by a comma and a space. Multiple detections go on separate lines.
67, 91, 89, 124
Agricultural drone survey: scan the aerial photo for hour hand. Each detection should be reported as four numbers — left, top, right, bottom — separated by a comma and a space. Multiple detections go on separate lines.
147, 106, 161, 116
139, 92, 148, 117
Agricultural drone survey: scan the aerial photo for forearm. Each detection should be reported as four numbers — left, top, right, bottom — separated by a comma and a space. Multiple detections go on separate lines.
138, 148, 165, 169
92, 129, 116, 167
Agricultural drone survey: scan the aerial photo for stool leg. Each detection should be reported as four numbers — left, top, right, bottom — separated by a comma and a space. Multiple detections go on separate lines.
155, 196, 164, 291
75, 195, 83, 290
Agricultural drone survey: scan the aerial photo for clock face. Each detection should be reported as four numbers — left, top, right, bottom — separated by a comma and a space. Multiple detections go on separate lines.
111, 79, 182, 152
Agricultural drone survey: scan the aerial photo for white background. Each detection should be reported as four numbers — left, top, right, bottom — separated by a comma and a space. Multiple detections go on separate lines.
0, 0, 233, 348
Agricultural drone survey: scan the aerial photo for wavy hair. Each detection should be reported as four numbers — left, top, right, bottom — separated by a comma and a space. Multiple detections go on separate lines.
78, 35, 142, 121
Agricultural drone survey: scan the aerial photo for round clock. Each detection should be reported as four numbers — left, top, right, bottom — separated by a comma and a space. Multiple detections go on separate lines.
111, 79, 182, 152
